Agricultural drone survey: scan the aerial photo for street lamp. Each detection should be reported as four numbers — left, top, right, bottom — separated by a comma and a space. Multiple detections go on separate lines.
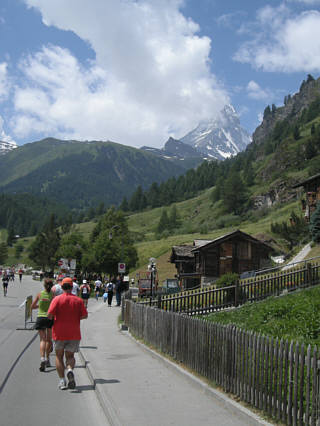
148, 257, 156, 300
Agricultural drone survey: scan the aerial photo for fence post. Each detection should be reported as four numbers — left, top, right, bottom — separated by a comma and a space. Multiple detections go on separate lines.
306, 263, 312, 286
157, 294, 162, 309
234, 280, 239, 307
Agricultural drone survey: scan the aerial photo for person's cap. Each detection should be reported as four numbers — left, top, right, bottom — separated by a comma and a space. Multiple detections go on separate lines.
82, 279, 87, 284
62, 277, 73, 285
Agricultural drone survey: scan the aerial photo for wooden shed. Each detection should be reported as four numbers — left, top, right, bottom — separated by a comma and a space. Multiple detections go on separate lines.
192, 230, 274, 285
170, 245, 200, 289
292, 172, 320, 221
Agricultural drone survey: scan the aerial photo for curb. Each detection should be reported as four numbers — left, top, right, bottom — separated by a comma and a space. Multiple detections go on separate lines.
78, 348, 123, 426
124, 329, 273, 426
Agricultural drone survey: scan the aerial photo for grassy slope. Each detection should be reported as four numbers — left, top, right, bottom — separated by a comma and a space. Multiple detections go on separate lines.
126, 193, 302, 282
204, 285, 320, 347
4, 186, 304, 278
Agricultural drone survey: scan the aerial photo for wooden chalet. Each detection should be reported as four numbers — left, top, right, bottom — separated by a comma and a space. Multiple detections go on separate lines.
292, 173, 320, 221
170, 245, 199, 290
192, 230, 273, 285
171, 230, 274, 288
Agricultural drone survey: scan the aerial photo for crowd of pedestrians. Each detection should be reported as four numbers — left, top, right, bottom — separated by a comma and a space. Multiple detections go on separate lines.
1, 266, 25, 296
1, 264, 128, 388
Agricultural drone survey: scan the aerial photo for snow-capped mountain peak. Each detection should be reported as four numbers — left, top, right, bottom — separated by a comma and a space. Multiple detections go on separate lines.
0, 140, 18, 156
180, 104, 251, 160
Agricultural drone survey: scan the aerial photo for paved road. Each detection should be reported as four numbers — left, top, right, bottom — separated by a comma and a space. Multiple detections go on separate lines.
0, 275, 108, 426
282, 243, 312, 270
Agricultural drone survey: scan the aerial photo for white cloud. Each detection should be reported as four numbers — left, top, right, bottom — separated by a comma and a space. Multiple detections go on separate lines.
216, 11, 247, 28
246, 80, 272, 100
0, 115, 16, 144
287, 0, 320, 4
234, 5, 320, 73
14, 0, 229, 147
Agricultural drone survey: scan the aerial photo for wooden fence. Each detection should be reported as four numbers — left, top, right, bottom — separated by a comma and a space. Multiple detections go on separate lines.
138, 262, 320, 316
123, 301, 320, 425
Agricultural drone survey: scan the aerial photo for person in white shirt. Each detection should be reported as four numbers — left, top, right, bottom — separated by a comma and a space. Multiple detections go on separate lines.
94, 279, 102, 300
72, 279, 80, 296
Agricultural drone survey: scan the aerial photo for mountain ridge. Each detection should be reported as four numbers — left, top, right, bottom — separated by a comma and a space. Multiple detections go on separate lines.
141, 104, 252, 162
0, 138, 192, 211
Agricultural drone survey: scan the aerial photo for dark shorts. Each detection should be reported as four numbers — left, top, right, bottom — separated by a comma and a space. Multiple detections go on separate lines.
81, 294, 90, 300
3, 282, 8, 288
35, 316, 54, 330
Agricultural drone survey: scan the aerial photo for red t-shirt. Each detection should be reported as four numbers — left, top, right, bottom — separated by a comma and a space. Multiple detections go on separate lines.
48, 292, 87, 341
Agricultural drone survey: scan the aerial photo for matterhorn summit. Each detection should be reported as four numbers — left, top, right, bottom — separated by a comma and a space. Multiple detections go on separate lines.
0, 139, 17, 155
180, 105, 252, 161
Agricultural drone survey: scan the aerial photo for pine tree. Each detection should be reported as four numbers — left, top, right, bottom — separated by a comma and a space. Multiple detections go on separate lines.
222, 171, 248, 215
305, 140, 316, 160
293, 125, 300, 140
0, 242, 8, 264
310, 203, 320, 243
168, 205, 180, 230
28, 214, 60, 272
119, 197, 129, 212
157, 209, 169, 233
96, 202, 105, 216
129, 186, 145, 211
6, 226, 15, 247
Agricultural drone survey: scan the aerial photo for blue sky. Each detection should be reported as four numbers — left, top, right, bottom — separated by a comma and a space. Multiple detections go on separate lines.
0, 0, 320, 148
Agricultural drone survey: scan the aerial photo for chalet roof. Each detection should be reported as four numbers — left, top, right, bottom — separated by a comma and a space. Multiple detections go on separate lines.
292, 173, 320, 189
193, 239, 213, 247
191, 229, 274, 252
171, 245, 194, 259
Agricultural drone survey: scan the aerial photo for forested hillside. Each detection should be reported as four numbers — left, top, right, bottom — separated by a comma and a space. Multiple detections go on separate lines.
124, 75, 320, 223
0, 193, 70, 237
0, 138, 195, 211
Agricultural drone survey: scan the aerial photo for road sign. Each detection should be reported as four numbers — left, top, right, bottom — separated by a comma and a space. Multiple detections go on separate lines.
118, 262, 126, 273
58, 258, 76, 270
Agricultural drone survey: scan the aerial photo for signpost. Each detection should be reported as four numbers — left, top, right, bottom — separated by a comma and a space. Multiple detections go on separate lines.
118, 262, 126, 274
16, 295, 35, 330
58, 258, 76, 275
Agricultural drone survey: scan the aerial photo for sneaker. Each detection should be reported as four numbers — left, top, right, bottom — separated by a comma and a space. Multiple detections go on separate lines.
58, 379, 67, 390
67, 369, 76, 389
39, 360, 46, 372
45, 359, 51, 368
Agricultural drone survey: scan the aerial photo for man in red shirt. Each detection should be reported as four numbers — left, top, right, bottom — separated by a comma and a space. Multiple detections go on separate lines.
48, 277, 88, 390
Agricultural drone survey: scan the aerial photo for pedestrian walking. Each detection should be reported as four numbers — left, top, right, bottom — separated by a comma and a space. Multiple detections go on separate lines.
31, 278, 54, 371
9, 268, 15, 282
80, 279, 90, 308
94, 278, 102, 300
51, 276, 63, 297
2, 272, 9, 296
47, 277, 88, 390
72, 278, 80, 296
107, 280, 114, 307
18, 268, 23, 282
115, 275, 122, 306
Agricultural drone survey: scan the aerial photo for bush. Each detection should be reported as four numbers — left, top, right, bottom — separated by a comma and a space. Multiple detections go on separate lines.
215, 272, 239, 289
215, 214, 241, 229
